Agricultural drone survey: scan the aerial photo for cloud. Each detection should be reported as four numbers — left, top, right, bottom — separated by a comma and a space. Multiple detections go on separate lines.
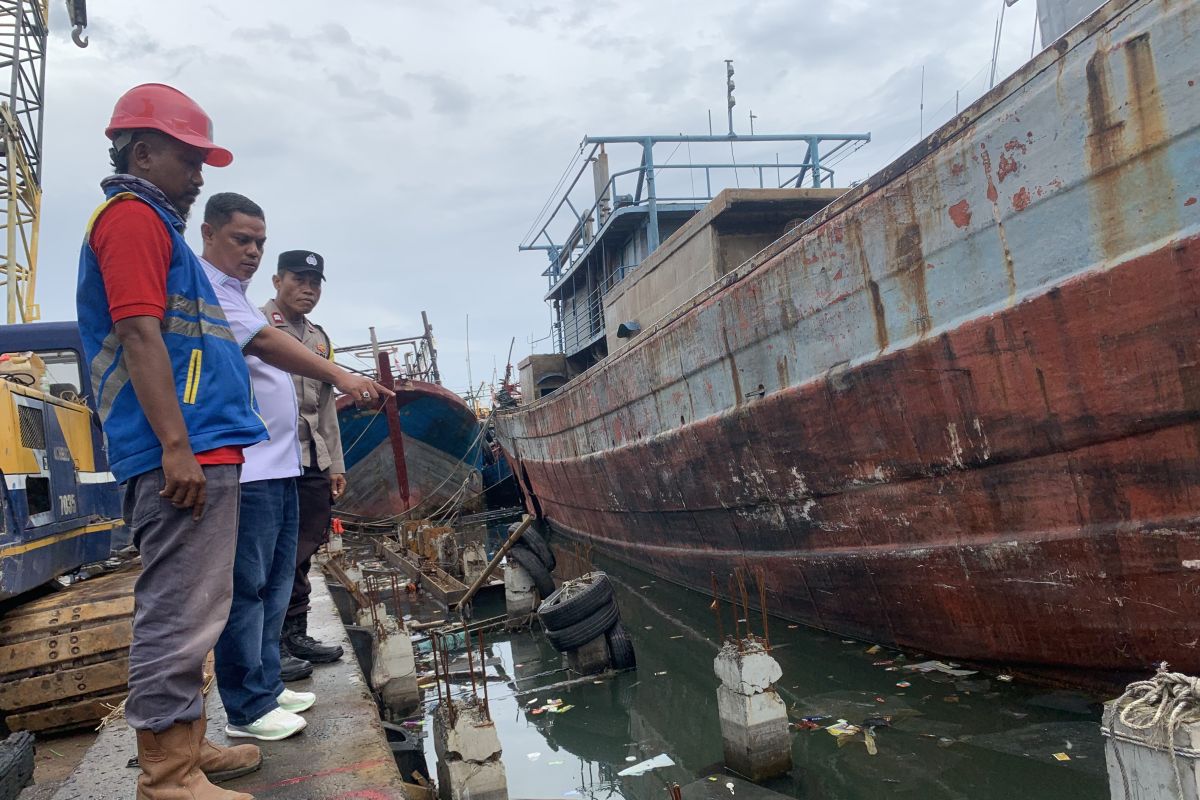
30, 0, 1038, 396
404, 73, 473, 118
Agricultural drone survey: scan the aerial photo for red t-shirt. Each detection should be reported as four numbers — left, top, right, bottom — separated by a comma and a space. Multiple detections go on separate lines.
91, 200, 244, 467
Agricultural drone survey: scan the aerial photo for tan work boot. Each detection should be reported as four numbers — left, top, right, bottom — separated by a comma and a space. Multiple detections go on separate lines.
135, 723, 255, 800
192, 717, 262, 783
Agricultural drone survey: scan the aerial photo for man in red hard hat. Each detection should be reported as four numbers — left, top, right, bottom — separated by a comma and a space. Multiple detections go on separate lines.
76, 84, 263, 800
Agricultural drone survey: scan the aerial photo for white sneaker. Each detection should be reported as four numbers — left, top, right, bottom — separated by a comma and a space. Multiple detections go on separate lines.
277, 688, 316, 713
225, 707, 307, 741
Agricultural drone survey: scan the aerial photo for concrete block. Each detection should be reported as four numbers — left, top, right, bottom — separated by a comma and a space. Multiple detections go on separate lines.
433, 701, 507, 800
355, 602, 389, 629
342, 563, 363, 589
462, 543, 487, 585
433, 703, 502, 764
370, 616, 420, 715
716, 685, 792, 781
566, 634, 611, 675
436, 759, 507, 800
1103, 700, 1200, 799
714, 640, 782, 694
504, 563, 536, 620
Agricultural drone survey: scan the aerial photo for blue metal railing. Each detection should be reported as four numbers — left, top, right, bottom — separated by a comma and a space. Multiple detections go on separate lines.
519, 132, 870, 294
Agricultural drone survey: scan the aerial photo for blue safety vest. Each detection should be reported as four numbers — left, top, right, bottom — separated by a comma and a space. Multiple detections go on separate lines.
76, 186, 267, 482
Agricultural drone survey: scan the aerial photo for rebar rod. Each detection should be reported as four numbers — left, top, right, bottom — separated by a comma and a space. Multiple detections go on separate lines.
710, 572, 723, 642
431, 630, 445, 708
728, 575, 741, 649
478, 630, 491, 721
756, 567, 770, 649
465, 626, 479, 700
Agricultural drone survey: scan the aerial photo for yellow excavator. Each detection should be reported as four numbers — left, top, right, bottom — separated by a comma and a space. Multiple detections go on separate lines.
0, 322, 129, 735
0, 0, 135, 742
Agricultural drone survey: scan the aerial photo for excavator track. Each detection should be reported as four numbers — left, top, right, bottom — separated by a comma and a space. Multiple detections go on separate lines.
0, 566, 137, 734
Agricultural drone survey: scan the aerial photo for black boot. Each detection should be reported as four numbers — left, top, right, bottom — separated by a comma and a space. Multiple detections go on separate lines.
283, 614, 344, 664
279, 639, 314, 682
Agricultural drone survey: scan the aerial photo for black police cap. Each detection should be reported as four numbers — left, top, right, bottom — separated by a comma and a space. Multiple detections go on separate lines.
277, 250, 325, 279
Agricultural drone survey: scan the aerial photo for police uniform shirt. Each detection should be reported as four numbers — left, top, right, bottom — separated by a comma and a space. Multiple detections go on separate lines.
261, 298, 346, 474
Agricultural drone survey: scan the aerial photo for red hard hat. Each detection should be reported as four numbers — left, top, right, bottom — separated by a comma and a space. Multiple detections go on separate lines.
105, 83, 233, 167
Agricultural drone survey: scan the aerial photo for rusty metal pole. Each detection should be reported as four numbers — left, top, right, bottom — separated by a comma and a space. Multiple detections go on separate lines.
711, 572, 723, 642
478, 630, 491, 721
440, 634, 456, 726
431, 630, 445, 709
465, 626, 479, 701
735, 569, 752, 640
757, 568, 770, 649
455, 515, 533, 612
728, 575, 741, 649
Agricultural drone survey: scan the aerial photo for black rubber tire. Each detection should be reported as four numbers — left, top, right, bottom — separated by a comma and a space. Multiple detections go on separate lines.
513, 523, 556, 572
537, 572, 614, 631
545, 597, 620, 653
508, 546, 555, 599
606, 623, 637, 670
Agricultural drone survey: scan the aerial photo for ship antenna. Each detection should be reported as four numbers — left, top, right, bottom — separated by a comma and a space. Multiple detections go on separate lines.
725, 59, 736, 137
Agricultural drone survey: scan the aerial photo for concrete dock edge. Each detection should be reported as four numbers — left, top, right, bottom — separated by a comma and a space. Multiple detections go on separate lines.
48, 573, 414, 799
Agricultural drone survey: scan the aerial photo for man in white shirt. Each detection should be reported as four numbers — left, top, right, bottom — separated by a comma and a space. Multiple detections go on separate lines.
200, 192, 391, 742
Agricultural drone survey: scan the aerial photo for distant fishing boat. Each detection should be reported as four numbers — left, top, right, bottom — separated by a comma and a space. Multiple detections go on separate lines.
495, 0, 1200, 683
336, 316, 484, 521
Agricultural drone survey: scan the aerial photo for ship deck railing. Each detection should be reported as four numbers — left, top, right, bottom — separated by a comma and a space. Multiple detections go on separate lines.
519, 133, 870, 297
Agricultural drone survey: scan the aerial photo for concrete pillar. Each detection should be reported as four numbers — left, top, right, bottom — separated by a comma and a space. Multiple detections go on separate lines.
566, 634, 611, 676
504, 562, 536, 623
355, 602, 389, 629
713, 640, 792, 781
1103, 698, 1200, 798
342, 563, 363, 592
326, 528, 344, 556
433, 701, 507, 800
370, 614, 420, 715
462, 542, 487, 586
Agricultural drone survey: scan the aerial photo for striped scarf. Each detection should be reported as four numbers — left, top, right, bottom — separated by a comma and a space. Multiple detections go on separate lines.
99, 174, 186, 232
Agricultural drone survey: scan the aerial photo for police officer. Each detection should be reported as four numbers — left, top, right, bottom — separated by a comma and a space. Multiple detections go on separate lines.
263, 250, 346, 667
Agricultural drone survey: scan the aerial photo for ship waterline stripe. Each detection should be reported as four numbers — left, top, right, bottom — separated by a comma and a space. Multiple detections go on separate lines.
0, 520, 124, 560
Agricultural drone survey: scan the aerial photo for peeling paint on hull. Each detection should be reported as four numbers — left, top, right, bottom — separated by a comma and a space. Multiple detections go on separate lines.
496, 0, 1200, 679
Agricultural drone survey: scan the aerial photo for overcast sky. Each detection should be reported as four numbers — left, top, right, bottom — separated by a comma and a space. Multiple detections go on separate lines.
37, 0, 1039, 398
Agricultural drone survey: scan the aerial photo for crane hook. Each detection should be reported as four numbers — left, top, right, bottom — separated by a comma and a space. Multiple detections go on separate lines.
71, 23, 88, 48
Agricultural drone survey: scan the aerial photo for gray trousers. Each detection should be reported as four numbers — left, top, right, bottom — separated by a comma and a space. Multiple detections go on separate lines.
123, 464, 240, 733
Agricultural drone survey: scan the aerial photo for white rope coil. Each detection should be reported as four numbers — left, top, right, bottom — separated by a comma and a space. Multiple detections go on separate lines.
1109, 662, 1200, 799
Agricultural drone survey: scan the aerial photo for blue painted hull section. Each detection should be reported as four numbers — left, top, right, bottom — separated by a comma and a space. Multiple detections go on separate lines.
337, 383, 484, 517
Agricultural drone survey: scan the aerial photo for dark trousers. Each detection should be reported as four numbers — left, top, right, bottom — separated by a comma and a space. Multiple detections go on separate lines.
123, 465, 241, 733
287, 466, 332, 619
214, 477, 298, 726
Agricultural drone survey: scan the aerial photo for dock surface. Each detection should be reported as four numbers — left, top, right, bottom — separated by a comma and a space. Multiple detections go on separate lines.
46, 573, 412, 799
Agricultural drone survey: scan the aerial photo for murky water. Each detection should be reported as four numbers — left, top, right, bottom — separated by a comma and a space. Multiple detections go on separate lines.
402, 551, 1109, 799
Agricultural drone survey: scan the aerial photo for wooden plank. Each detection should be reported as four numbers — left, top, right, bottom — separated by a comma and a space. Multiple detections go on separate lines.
0, 658, 129, 710
5, 690, 127, 733
375, 543, 467, 607
5, 570, 137, 617
0, 596, 135, 643
0, 620, 131, 675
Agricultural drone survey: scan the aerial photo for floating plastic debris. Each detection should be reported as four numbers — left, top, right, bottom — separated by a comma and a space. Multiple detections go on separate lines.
617, 753, 675, 776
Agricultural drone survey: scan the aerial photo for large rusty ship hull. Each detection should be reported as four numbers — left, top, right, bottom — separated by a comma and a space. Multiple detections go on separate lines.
495, 0, 1200, 679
